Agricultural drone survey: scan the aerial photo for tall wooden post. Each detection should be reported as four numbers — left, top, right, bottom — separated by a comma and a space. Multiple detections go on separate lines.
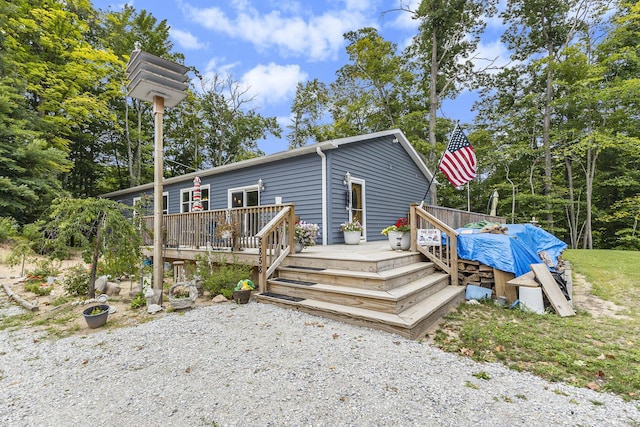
153, 95, 165, 303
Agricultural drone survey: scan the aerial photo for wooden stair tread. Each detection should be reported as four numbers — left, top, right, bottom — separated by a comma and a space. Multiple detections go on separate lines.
278, 261, 434, 280
258, 285, 464, 329
269, 272, 448, 301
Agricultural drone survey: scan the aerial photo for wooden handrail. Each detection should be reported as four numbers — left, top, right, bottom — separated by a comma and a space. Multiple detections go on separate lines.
410, 203, 459, 286
256, 204, 296, 293
143, 204, 287, 250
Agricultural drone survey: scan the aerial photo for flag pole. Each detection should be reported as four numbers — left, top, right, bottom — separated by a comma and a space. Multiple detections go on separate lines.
420, 121, 460, 206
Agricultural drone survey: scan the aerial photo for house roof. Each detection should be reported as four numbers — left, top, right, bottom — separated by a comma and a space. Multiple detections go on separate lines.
101, 128, 433, 198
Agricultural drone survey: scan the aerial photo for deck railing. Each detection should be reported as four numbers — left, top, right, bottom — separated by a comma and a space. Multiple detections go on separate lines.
142, 204, 290, 250
421, 205, 505, 230
410, 203, 460, 286
255, 205, 296, 293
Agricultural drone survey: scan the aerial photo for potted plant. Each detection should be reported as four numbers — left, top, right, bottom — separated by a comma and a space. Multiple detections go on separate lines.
82, 304, 110, 329
294, 221, 319, 252
232, 279, 255, 304
339, 220, 363, 245
168, 281, 198, 310
381, 217, 411, 251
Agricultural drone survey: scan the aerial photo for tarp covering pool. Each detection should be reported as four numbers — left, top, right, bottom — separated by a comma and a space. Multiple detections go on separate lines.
455, 224, 567, 277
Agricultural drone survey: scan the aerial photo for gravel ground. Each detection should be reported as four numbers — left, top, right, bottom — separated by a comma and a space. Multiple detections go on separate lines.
1, 302, 639, 427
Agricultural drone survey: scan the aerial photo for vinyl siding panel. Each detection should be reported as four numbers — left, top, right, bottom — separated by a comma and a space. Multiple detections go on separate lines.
327, 134, 429, 244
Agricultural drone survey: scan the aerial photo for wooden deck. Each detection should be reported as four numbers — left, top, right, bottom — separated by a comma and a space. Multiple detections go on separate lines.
144, 203, 505, 339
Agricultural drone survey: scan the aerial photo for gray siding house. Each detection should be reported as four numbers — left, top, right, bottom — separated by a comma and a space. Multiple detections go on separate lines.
102, 129, 433, 245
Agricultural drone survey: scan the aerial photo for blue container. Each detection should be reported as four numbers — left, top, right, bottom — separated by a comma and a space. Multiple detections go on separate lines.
465, 285, 492, 301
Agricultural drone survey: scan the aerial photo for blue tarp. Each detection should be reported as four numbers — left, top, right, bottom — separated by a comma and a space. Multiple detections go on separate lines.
456, 224, 567, 277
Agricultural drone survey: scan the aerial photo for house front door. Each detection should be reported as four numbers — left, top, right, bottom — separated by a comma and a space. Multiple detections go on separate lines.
348, 178, 366, 241
229, 186, 260, 237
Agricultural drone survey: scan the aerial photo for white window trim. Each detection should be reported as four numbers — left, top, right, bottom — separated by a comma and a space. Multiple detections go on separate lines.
180, 184, 210, 212
133, 192, 168, 215
227, 185, 260, 209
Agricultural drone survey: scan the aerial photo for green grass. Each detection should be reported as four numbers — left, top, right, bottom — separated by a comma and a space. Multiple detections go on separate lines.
433, 249, 640, 401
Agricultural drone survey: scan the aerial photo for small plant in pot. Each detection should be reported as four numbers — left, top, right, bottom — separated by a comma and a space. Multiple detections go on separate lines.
82, 304, 110, 329
339, 220, 363, 245
168, 281, 198, 310
232, 279, 255, 304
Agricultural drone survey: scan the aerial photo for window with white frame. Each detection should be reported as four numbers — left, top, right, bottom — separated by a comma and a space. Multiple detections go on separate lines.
181, 185, 210, 212
133, 192, 168, 216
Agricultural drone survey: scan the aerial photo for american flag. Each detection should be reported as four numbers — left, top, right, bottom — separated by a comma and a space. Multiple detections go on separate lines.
438, 125, 477, 188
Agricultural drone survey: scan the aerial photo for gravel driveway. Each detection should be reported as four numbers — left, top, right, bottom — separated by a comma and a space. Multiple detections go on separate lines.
1, 302, 639, 426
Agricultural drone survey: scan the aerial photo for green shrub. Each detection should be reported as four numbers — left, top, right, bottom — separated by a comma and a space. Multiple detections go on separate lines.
130, 293, 146, 309
26, 259, 61, 279
61, 264, 90, 296
196, 252, 253, 299
24, 281, 53, 296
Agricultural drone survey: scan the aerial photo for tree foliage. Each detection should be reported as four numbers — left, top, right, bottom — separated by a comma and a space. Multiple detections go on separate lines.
43, 197, 143, 298
0, 0, 637, 251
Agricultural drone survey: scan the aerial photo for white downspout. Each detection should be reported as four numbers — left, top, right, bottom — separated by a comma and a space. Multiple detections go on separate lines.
316, 146, 328, 245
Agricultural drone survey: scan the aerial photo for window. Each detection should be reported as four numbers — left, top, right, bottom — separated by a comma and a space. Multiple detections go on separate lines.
228, 186, 259, 208
133, 193, 168, 216
181, 185, 210, 212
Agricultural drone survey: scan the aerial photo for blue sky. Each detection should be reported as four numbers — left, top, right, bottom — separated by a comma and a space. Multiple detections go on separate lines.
94, 0, 510, 154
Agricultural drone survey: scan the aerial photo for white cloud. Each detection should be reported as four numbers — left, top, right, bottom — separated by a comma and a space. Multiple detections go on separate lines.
240, 63, 308, 106
170, 28, 207, 50
387, 0, 420, 32
471, 39, 513, 73
182, 2, 373, 61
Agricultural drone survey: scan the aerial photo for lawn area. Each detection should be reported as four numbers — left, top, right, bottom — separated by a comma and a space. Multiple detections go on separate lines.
432, 249, 640, 401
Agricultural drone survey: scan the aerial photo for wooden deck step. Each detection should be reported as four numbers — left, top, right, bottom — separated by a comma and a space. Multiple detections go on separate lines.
277, 262, 436, 291
283, 252, 425, 273
267, 272, 450, 314
256, 285, 465, 340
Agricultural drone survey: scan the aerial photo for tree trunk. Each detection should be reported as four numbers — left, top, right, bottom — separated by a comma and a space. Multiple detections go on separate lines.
428, 27, 439, 205
543, 43, 554, 229
88, 213, 105, 298
583, 146, 597, 249
565, 157, 578, 249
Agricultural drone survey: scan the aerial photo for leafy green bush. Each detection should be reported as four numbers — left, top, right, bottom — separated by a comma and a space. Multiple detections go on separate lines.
0, 217, 18, 242
130, 293, 146, 309
196, 252, 253, 299
24, 281, 53, 296
61, 264, 90, 296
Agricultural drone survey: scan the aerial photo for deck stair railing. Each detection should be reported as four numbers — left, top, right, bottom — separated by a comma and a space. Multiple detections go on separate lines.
410, 203, 459, 286
255, 205, 296, 293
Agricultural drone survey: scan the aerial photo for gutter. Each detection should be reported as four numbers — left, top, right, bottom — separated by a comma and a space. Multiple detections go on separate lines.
316, 146, 328, 245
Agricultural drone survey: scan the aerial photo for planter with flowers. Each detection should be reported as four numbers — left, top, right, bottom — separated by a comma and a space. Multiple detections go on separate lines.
294, 221, 319, 252
339, 220, 363, 245
381, 218, 411, 251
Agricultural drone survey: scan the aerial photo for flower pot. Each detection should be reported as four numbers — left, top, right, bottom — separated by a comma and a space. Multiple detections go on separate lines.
294, 242, 304, 253
168, 282, 198, 310
343, 230, 361, 245
233, 289, 251, 304
82, 304, 109, 329
387, 231, 410, 251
